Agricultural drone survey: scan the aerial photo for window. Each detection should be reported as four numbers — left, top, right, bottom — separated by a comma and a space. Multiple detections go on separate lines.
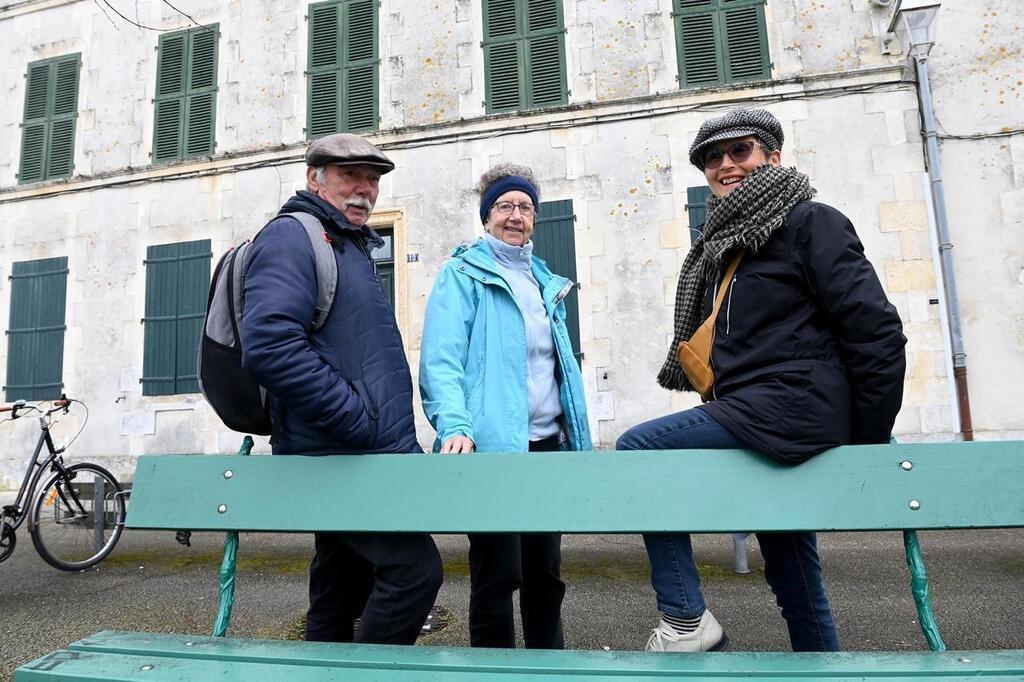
483, 0, 567, 113
19, 54, 80, 184
141, 240, 212, 396
673, 0, 770, 88
686, 186, 713, 234
5, 257, 69, 401
307, 0, 378, 137
370, 228, 394, 310
532, 199, 581, 365
153, 25, 219, 163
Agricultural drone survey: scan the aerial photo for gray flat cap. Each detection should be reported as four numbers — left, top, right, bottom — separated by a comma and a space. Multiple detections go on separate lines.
305, 133, 395, 174
689, 108, 784, 169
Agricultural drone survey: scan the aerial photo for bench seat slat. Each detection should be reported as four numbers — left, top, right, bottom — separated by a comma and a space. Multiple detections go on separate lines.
125, 442, 1024, 533
12, 631, 1024, 680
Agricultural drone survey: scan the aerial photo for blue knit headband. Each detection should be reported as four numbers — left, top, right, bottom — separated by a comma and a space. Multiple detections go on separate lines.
479, 176, 540, 224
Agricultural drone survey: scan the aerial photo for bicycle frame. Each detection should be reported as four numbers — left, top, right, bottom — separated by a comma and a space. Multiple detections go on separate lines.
3, 416, 68, 534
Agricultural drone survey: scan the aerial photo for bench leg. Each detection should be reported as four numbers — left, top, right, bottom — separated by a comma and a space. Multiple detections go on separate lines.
903, 529, 946, 652
212, 436, 254, 637
732, 533, 751, 574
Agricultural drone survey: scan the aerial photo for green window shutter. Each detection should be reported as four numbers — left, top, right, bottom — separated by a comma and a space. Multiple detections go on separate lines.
344, 0, 378, 132
532, 199, 581, 365
185, 27, 218, 157
485, 0, 566, 113
142, 240, 212, 396
525, 0, 566, 108
18, 63, 50, 184
154, 27, 218, 163
19, 54, 80, 184
308, 2, 341, 138
674, 0, 721, 87
674, 0, 768, 89
686, 186, 713, 234
307, 0, 378, 138
723, 2, 770, 82
154, 32, 187, 162
484, 41, 522, 113
5, 257, 69, 401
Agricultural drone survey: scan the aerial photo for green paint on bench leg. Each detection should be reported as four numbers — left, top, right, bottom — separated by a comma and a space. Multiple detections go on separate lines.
212, 531, 238, 638
904, 529, 946, 652
212, 436, 253, 638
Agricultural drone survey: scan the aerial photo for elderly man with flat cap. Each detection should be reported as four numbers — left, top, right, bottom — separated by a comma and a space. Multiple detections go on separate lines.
617, 108, 906, 653
241, 133, 442, 644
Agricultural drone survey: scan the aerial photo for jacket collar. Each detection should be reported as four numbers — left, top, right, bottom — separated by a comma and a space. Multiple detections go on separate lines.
283, 191, 385, 249
454, 239, 574, 308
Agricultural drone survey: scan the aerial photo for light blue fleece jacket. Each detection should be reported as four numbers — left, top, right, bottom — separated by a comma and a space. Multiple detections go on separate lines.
483, 234, 562, 440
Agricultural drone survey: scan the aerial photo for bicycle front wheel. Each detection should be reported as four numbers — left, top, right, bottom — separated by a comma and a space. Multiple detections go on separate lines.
30, 463, 126, 571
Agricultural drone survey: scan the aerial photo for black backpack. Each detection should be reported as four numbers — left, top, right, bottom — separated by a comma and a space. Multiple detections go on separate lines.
198, 212, 338, 435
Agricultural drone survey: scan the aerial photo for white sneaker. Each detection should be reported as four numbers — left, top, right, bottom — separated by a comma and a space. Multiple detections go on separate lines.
645, 610, 727, 652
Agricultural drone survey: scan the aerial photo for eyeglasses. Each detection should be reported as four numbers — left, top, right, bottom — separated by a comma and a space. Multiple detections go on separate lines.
702, 141, 766, 170
492, 201, 535, 217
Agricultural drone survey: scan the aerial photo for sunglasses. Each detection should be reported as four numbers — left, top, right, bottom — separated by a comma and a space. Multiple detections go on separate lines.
702, 140, 766, 170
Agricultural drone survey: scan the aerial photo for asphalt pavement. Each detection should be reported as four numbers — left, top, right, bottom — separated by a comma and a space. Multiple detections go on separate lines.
2, 515, 1022, 681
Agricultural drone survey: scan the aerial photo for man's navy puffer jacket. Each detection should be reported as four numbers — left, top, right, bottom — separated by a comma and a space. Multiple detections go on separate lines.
241, 191, 421, 455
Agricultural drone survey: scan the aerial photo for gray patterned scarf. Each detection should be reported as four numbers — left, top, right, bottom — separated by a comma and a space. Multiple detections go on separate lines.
657, 164, 816, 392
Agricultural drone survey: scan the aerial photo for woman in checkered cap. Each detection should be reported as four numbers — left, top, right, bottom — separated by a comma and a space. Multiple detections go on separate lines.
617, 108, 907, 653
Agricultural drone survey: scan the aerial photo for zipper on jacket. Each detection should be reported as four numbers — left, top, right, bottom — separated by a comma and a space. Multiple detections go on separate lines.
725, 273, 737, 335
553, 280, 574, 306
349, 232, 378, 275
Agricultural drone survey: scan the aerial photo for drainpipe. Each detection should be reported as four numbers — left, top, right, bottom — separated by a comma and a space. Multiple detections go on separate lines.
912, 54, 973, 441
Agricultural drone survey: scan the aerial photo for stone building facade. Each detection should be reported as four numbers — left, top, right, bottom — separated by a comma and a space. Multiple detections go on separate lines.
1, 0, 1021, 487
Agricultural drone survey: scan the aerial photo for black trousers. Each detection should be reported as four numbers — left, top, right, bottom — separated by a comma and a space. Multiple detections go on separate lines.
305, 531, 442, 645
467, 435, 566, 649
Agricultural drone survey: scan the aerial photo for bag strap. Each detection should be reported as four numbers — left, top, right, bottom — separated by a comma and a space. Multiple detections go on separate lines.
684, 250, 745, 354
279, 212, 339, 331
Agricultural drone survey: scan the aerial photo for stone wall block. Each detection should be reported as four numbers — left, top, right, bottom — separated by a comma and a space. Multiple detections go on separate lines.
898, 229, 931, 261
891, 409, 922, 439
920, 404, 953, 434
587, 338, 613, 368
906, 291, 933, 323
1010, 135, 1024, 188
878, 199, 928, 233
871, 143, 925, 175
662, 275, 678, 307
1000, 189, 1024, 225
658, 220, 688, 250
886, 259, 936, 292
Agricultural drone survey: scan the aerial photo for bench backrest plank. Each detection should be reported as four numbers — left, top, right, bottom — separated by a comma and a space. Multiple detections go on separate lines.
125, 441, 1024, 534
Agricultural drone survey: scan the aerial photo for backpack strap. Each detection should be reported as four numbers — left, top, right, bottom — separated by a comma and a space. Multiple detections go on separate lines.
279, 212, 339, 332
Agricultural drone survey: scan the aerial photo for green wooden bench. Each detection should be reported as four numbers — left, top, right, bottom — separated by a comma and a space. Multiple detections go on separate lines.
16, 439, 1024, 680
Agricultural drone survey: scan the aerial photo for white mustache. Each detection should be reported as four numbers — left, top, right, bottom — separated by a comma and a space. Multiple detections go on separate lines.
345, 198, 373, 211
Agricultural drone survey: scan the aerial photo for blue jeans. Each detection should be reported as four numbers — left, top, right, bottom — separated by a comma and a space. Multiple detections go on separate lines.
616, 407, 840, 652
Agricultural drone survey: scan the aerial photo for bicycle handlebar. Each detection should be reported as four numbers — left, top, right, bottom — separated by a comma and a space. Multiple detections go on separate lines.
0, 399, 27, 414
0, 396, 72, 418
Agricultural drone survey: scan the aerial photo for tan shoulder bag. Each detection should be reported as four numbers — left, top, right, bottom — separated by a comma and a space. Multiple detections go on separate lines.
675, 251, 744, 401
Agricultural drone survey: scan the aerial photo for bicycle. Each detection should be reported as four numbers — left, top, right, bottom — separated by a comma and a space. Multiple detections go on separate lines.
0, 395, 126, 571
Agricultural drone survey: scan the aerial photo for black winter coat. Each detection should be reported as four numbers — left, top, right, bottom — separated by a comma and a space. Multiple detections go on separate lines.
699, 201, 906, 463
241, 191, 421, 455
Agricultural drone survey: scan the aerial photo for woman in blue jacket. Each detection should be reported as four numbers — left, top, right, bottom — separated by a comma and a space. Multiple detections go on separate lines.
420, 163, 591, 649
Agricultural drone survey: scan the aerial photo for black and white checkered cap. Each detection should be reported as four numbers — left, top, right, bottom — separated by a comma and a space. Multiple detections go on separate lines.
688, 108, 784, 169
